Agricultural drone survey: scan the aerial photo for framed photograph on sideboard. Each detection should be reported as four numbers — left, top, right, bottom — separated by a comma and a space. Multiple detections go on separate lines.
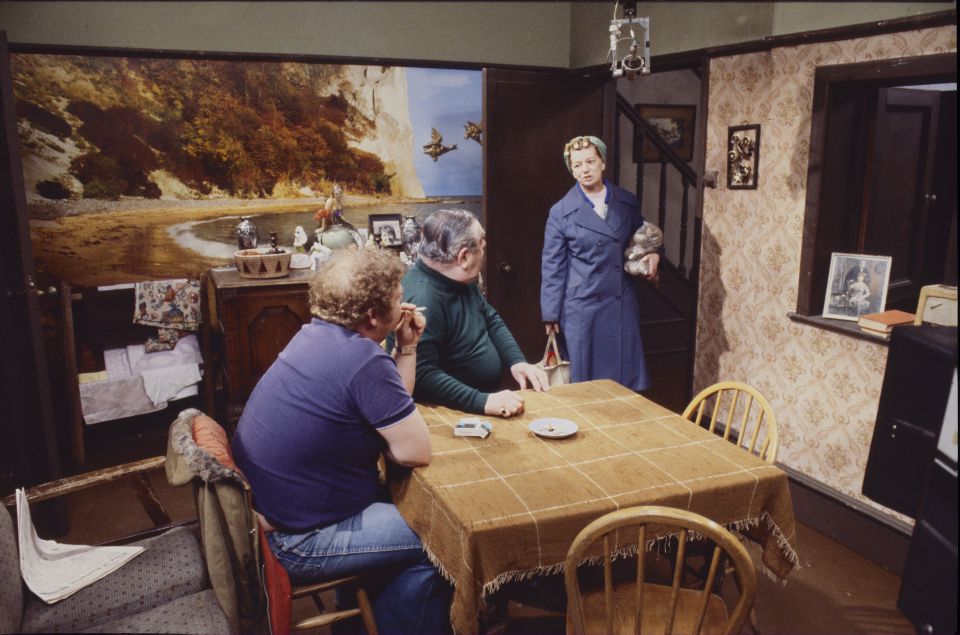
822, 253, 892, 320
368, 213, 403, 249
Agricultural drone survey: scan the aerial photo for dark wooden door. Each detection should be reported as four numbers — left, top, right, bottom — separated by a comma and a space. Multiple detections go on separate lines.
862, 87, 942, 309
483, 68, 613, 361
0, 31, 63, 495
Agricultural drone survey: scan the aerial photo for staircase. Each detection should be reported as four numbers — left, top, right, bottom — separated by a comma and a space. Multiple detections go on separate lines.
614, 93, 702, 412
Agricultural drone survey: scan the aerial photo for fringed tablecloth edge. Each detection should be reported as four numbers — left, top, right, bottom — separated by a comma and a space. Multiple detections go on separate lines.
473, 511, 800, 597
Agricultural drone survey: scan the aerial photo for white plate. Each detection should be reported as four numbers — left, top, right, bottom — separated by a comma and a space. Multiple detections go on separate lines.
529, 418, 578, 439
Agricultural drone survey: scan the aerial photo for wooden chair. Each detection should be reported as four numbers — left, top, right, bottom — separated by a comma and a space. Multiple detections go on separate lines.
564, 506, 757, 635
682, 381, 779, 464
168, 409, 378, 635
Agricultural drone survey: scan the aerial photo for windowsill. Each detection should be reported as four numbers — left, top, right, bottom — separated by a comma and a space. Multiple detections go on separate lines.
787, 312, 891, 346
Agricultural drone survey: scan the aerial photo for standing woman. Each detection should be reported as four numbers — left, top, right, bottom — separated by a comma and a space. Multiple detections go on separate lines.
540, 135, 660, 391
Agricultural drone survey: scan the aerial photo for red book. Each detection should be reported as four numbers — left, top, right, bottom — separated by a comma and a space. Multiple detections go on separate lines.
858, 309, 915, 333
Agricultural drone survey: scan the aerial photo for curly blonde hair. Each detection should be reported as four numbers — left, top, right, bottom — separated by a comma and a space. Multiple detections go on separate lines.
309, 248, 406, 328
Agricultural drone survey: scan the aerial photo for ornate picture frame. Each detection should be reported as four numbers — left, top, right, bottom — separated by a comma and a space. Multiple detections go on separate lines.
636, 104, 696, 162
822, 252, 892, 320
727, 124, 761, 189
368, 213, 403, 250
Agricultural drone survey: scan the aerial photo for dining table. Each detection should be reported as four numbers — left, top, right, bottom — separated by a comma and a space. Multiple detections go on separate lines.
390, 379, 799, 634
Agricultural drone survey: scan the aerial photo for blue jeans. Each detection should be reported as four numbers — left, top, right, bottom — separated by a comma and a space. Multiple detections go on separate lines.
268, 502, 452, 635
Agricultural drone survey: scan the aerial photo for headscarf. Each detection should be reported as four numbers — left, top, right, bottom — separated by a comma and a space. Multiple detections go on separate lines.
563, 135, 607, 175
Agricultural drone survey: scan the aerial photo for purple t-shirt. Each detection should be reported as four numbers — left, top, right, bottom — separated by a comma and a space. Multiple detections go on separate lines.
232, 319, 415, 531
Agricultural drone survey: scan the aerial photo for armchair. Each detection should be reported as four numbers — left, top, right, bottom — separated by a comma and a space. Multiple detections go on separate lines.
0, 458, 229, 634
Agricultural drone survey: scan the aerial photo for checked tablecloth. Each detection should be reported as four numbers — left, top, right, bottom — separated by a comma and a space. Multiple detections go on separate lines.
390, 380, 798, 634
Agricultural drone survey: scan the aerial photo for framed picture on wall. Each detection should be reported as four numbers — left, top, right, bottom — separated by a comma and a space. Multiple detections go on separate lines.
822, 253, 892, 320
368, 213, 403, 249
727, 124, 761, 189
635, 104, 696, 162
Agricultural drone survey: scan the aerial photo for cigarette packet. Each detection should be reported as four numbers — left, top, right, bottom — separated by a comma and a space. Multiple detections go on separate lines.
454, 418, 492, 439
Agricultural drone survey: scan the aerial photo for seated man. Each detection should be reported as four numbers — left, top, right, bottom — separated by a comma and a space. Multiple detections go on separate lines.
396, 208, 548, 417
231, 248, 451, 635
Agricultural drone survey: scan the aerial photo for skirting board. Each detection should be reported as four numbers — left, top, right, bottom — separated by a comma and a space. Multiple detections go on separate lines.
781, 464, 913, 576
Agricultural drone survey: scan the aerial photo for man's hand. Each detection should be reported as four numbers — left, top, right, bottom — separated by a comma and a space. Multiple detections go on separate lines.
510, 362, 549, 392
544, 322, 560, 335
395, 303, 426, 347
484, 390, 525, 418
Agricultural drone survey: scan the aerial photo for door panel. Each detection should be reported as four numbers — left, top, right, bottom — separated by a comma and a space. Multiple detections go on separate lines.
863, 87, 939, 308
0, 31, 63, 494
483, 68, 612, 360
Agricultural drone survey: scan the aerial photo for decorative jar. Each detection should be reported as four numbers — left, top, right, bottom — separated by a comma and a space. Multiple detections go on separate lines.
401, 215, 423, 260
235, 216, 258, 250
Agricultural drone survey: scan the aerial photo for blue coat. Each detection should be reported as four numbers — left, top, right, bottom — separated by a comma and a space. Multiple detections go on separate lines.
540, 182, 650, 391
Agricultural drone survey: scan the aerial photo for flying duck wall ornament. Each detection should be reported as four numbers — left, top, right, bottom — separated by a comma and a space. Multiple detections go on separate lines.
423, 127, 457, 161
463, 121, 482, 145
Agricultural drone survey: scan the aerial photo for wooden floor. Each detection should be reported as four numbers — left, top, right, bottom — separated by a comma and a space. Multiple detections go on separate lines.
44, 420, 916, 635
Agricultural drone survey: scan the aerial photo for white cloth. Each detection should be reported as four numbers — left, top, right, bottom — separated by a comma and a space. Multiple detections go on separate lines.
137, 334, 202, 406
79, 376, 166, 425
80, 334, 203, 421
103, 348, 132, 380
17, 489, 144, 604
140, 363, 201, 406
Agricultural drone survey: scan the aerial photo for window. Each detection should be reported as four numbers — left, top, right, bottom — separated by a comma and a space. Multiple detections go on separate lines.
796, 53, 956, 317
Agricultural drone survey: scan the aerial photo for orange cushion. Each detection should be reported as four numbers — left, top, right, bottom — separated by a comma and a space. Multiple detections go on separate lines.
259, 526, 293, 635
191, 413, 240, 473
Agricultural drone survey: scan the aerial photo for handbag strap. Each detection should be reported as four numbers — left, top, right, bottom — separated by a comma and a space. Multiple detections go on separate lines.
542, 332, 565, 365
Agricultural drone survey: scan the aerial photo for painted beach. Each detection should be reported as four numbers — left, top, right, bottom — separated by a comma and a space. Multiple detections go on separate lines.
29, 195, 482, 286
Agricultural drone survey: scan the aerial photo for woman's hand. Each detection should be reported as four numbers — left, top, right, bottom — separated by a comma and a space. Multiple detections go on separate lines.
395, 303, 426, 347
484, 390, 525, 418
639, 253, 660, 280
544, 322, 560, 335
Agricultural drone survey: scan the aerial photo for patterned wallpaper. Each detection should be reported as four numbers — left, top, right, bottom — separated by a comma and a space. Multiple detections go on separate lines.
697, 25, 957, 523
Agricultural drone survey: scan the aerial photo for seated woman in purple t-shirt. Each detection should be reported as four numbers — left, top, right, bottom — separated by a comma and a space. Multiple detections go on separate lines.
232, 248, 450, 635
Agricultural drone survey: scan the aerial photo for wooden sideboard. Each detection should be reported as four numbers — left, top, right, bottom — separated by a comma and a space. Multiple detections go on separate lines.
205, 267, 313, 424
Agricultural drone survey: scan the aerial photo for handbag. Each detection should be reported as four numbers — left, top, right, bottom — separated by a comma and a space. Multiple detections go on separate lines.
536, 332, 571, 387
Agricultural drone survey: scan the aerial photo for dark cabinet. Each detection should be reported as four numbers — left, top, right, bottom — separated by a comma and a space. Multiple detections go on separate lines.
862, 324, 958, 634
898, 454, 958, 635
862, 324, 957, 517
206, 268, 312, 423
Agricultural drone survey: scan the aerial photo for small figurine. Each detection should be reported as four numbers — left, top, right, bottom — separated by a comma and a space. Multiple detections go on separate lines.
423, 127, 457, 161
624, 223, 663, 277
324, 183, 344, 217
315, 183, 362, 249
267, 231, 284, 254
293, 226, 308, 253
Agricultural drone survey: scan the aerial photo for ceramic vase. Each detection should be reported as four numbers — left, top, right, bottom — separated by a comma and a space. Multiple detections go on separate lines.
401, 215, 422, 260
235, 216, 258, 249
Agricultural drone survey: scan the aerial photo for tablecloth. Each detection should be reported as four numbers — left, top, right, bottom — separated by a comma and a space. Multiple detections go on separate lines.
391, 380, 798, 634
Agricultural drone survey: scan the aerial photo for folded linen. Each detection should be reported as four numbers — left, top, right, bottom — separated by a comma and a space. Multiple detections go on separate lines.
140, 363, 202, 407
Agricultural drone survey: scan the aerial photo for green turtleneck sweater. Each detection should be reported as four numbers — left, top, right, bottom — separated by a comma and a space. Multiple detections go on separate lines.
398, 260, 525, 414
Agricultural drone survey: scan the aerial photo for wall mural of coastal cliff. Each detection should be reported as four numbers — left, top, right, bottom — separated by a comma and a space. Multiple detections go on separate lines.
11, 54, 482, 286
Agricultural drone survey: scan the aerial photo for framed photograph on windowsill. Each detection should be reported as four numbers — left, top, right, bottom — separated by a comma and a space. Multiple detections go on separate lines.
636, 104, 696, 162
822, 253, 892, 321
368, 213, 403, 250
